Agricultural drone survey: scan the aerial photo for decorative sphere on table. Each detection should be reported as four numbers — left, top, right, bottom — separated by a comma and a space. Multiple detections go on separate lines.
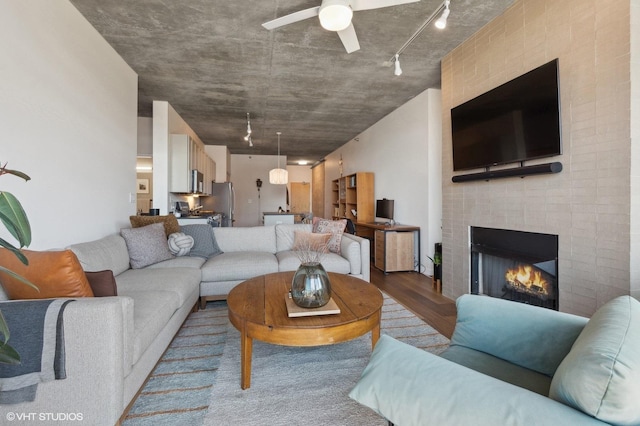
291, 262, 332, 308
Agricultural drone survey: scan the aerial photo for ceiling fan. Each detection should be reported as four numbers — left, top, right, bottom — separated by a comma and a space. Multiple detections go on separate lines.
262, 0, 421, 54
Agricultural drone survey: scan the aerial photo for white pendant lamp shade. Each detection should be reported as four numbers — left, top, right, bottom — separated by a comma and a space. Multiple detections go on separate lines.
319, 0, 353, 31
269, 168, 288, 185
269, 131, 288, 185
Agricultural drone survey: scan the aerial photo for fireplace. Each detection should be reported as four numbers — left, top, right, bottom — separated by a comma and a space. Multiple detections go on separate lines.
470, 227, 559, 310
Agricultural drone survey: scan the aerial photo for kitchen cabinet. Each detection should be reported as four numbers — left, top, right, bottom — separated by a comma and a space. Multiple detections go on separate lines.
170, 134, 215, 194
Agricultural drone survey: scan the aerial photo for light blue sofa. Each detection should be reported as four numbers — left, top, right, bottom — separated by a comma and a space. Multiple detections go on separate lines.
350, 294, 640, 426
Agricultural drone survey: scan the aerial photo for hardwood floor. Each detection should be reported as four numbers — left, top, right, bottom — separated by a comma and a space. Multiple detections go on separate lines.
369, 266, 457, 338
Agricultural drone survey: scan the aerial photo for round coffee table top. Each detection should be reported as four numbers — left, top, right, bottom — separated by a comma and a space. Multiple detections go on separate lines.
227, 271, 383, 347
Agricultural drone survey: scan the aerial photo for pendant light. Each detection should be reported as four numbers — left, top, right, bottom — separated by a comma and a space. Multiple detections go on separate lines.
269, 131, 288, 185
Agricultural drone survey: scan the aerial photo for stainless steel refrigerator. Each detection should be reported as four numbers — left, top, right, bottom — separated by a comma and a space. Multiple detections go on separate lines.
203, 182, 234, 227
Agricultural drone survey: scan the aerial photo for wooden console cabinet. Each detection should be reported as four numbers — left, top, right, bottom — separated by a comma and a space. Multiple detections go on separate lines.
356, 222, 420, 273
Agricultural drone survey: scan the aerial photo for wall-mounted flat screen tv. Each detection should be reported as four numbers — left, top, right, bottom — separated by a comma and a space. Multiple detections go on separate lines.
451, 59, 562, 172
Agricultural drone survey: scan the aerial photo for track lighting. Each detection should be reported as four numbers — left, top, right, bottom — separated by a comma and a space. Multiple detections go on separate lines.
244, 113, 253, 147
435, 1, 450, 29
394, 54, 402, 76
387, 0, 452, 77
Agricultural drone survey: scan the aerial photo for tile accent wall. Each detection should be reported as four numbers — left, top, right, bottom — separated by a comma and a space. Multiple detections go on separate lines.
441, 0, 638, 317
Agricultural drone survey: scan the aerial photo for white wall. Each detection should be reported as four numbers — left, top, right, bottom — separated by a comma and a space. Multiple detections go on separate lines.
324, 88, 442, 275
0, 1, 138, 250
230, 155, 288, 226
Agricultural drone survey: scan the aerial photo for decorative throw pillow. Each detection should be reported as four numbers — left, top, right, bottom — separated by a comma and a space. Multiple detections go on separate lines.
313, 218, 347, 254
292, 231, 331, 254
85, 270, 118, 297
549, 295, 640, 425
0, 249, 94, 299
121, 223, 174, 269
181, 224, 223, 259
129, 214, 181, 237
167, 232, 195, 256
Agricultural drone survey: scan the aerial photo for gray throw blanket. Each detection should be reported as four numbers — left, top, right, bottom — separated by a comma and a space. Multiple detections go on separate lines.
0, 299, 73, 404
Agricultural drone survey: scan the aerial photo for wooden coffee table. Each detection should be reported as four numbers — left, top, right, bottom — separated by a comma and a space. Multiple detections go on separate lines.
227, 271, 383, 389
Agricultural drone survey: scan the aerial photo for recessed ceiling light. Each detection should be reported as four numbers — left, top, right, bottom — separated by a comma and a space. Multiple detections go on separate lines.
298, 160, 309, 165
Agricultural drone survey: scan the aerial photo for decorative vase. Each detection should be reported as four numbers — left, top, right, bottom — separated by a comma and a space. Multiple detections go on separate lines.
291, 262, 332, 308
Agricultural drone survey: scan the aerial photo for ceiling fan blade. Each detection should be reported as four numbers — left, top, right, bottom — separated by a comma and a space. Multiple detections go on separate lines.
262, 7, 320, 30
351, 0, 420, 12
337, 23, 360, 53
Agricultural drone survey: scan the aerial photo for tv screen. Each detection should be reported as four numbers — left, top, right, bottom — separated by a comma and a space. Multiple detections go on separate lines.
451, 59, 562, 172
376, 199, 394, 221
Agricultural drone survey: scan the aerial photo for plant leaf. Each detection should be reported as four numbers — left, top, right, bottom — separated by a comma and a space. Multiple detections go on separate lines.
0, 191, 31, 247
0, 266, 38, 291
0, 311, 21, 365
2, 169, 31, 182
0, 236, 29, 265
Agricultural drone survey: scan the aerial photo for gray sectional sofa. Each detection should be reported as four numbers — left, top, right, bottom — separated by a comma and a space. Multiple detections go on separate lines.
0, 223, 369, 425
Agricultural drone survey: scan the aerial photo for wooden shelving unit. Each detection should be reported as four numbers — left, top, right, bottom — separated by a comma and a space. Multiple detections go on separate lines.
331, 172, 374, 223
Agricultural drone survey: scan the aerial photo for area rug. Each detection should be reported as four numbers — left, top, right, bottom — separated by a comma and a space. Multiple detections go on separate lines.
122, 301, 228, 426
202, 294, 449, 426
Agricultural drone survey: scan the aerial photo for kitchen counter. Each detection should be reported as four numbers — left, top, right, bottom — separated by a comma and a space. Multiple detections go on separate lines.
262, 212, 298, 226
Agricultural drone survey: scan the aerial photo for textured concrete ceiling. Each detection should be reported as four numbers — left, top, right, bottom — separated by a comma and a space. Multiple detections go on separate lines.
69, 0, 514, 164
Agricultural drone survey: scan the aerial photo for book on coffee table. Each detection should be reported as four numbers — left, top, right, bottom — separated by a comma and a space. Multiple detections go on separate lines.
285, 294, 341, 317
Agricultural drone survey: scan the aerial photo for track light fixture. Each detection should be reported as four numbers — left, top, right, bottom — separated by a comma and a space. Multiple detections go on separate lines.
387, 0, 451, 77
394, 54, 402, 76
435, 0, 450, 29
244, 113, 253, 147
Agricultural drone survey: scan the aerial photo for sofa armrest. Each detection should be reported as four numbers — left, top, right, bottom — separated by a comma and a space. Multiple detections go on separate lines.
349, 335, 608, 426
0, 297, 130, 426
341, 233, 370, 282
451, 294, 588, 376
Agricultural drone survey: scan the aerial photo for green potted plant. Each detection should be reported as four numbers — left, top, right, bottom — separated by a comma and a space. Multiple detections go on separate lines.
427, 243, 442, 293
0, 162, 37, 364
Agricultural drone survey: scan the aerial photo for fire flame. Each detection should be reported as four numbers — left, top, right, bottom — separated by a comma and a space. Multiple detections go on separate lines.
505, 264, 550, 295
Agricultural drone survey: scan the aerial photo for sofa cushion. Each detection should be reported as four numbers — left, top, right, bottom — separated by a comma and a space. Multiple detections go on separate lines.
85, 270, 118, 297
275, 224, 312, 252
181, 224, 222, 258
350, 335, 609, 426
121, 290, 178, 364
129, 214, 181, 237
213, 226, 277, 253
549, 296, 640, 425
115, 267, 201, 307
147, 256, 206, 270
69, 234, 131, 276
292, 231, 330, 253
201, 252, 279, 282
167, 232, 194, 256
440, 345, 552, 396
313, 218, 346, 254
0, 249, 94, 299
450, 294, 587, 377
121, 223, 174, 269
276, 251, 351, 274
340, 235, 362, 275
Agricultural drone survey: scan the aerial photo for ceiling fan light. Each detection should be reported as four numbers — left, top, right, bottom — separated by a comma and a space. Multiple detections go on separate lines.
319, 0, 353, 31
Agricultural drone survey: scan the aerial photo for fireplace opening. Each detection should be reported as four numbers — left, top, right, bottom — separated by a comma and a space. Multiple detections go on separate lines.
470, 227, 558, 310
